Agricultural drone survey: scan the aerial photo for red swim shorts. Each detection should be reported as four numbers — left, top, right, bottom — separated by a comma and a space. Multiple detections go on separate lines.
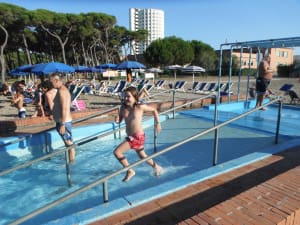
126, 132, 145, 150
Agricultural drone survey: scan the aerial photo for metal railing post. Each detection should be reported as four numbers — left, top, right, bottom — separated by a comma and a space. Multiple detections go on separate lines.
118, 108, 121, 139
65, 148, 72, 187
213, 128, 219, 166
172, 89, 176, 119
103, 181, 108, 203
213, 92, 220, 166
154, 118, 157, 152
275, 100, 282, 144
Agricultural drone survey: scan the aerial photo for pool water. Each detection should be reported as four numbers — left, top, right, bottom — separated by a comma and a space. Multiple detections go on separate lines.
1, 101, 300, 225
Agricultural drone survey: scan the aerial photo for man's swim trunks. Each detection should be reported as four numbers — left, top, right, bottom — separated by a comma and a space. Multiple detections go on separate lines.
18, 108, 26, 118
126, 132, 145, 150
56, 121, 73, 142
256, 77, 271, 95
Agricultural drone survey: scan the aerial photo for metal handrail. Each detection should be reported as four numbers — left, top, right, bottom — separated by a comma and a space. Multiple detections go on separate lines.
9, 97, 282, 225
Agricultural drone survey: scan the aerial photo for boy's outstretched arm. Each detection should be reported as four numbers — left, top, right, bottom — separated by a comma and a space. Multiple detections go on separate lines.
141, 104, 161, 133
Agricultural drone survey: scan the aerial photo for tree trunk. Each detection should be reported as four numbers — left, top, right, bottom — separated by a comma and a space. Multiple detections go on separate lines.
72, 44, 79, 65
41, 24, 72, 64
89, 46, 94, 67
0, 24, 8, 83
93, 45, 99, 66
81, 41, 88, 66
22, 33, 32, 65
17, 50, 21, 66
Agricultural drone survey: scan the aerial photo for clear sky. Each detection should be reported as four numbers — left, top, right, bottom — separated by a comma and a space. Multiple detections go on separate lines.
1, 0, 300, 53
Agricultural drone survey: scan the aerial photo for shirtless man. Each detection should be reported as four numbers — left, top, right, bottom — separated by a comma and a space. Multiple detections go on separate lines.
50, 74, 75, 163
255, 54, 273, 110
114, 86, 163, 182
11, 86, 26, 118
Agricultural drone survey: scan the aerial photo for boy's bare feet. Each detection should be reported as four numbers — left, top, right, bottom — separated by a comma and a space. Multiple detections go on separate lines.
122, 169, 135, 182
154, 164, 163, 176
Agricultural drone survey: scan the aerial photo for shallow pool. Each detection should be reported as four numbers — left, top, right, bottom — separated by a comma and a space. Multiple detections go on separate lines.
1, 100, 299, 225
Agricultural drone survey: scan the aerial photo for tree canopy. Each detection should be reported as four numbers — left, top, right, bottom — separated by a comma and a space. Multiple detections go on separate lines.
0, 3, 221, 83
0, 3, 142, 82
144, 37, 218, 72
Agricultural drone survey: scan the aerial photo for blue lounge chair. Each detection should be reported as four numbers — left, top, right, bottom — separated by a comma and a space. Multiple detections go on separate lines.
173, 81, 181, 89
155, 80, 166, 89
188, 81, 199, 92
220, 82, 234, 95
203, 82, 217, 94
109, 80, 127, 96
195, 82, 208, 93
175, 80, 186, 92
84, 85, 93, 95
71, 85, 86, 110
279, 84, 293, 95
69, 84, 77, 95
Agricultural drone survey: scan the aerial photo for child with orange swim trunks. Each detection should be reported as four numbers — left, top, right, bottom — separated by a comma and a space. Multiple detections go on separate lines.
114, 86, 163, 182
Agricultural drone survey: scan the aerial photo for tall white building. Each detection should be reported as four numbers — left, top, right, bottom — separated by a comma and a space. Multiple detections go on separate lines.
129, 8, 164, 55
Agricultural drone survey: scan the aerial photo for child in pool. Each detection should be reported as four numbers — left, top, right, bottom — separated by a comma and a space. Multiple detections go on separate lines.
114, 86, 163, 182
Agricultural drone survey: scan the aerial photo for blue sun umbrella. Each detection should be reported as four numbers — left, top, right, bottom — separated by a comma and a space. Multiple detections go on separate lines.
9, 69, 28, 76
97, 63, 117, 81
73, 65, 89, 72
86, 67, 106, 73
116, 61, 145, 69
31, 62, 75, 75
15, 64, 35, 73
97, 63, 117, 69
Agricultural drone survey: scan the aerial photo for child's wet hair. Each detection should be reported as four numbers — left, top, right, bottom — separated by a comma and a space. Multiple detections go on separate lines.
124, 86, 139, 103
